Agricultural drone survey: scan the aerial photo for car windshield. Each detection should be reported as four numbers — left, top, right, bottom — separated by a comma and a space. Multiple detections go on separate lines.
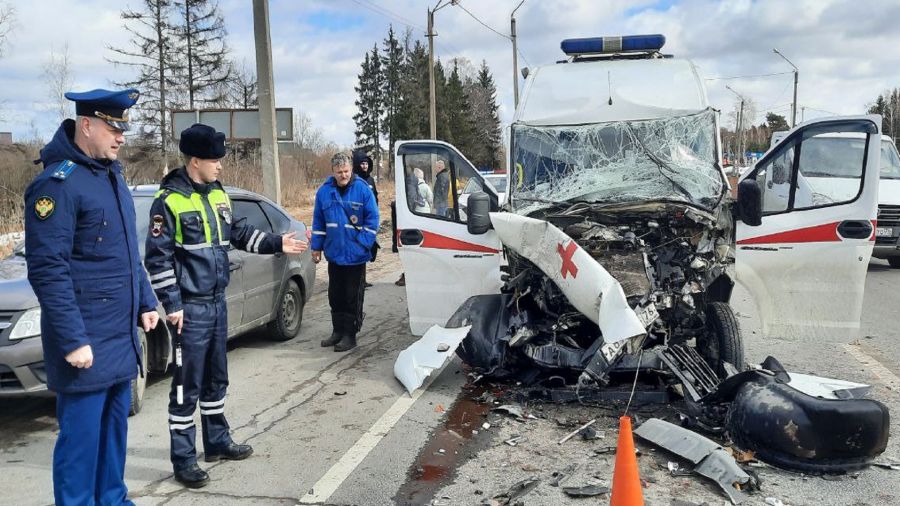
881, 140, 900, 180
485, 176, 506, 192
510, 108, 723, 214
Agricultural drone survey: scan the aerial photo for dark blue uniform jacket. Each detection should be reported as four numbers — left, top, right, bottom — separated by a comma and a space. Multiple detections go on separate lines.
144, 168, 283, 314
25, 120, 157, 393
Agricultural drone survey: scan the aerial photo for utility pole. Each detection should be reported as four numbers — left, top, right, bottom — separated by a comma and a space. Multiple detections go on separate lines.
773, 48, 799, 128
427, 0, 455, 140
511, 0, 525, 108
253, 0, 280, 204
726, 85, 746, 166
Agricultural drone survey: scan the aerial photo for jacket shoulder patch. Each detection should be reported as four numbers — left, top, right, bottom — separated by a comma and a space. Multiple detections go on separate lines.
51, 160, 77, 180
34, 196, 55, 219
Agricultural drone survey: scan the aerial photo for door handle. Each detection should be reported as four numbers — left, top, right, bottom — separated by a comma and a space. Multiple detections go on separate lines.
399, 229, 424, 246
229, 261, 243, 272
837, 220, 873, 240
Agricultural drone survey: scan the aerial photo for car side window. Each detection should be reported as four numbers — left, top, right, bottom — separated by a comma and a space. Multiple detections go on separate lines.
755, 142, 794, 214
793, 135, 865, 209
233, 199, 273, 233
259, 201, 291, 234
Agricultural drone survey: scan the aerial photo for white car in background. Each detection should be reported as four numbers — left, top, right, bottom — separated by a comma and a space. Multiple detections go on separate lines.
458, 173, 507, 219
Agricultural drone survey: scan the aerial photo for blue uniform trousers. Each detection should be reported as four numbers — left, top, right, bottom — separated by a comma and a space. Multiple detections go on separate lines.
168, 298, 231, 470
53, 380, 133, 506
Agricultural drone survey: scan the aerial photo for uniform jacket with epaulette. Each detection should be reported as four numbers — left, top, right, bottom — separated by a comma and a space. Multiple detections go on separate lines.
24, 120, 158, 394
144, 168, 283, 314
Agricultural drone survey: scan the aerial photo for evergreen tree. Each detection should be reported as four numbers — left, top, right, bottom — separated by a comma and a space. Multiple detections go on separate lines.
433, 58, 452, 141
353, 45, 383, 168
442, 61, 475, 156
466, 60, 501, 168
765, 112, 789, 132
380, 25, 403, 175
869, 89, 900, 144
398, 36, 429, 140
108, 0, 184, 172
177, 0, 231, 109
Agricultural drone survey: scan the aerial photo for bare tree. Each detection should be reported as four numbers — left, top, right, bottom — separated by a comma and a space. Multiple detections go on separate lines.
223, 59, 257, 109
0, 2, 15, 58
177, 0, 231, 109
294, 111, 324, 153
108, 0, 184, 174
42, 43, 74, 124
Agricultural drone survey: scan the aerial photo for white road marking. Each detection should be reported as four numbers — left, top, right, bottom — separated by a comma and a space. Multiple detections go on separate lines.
843, 343, 900, 392
298, 368, 439, 504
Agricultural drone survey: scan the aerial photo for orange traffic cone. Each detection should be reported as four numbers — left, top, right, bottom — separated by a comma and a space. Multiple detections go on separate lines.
610, 416, 644, 506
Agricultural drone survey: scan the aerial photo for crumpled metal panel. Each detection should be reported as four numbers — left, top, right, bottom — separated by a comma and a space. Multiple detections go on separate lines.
634, 418, 750, 504
489, 212, 646, 343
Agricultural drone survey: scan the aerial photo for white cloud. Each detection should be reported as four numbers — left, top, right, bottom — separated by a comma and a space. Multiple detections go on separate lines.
0, 0, 898, 146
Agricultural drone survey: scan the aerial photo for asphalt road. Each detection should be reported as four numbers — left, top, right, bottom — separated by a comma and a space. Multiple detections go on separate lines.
1, 255, 899, 506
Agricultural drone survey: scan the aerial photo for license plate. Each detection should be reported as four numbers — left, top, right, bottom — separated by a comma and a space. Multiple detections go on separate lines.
876, 227, 893, 237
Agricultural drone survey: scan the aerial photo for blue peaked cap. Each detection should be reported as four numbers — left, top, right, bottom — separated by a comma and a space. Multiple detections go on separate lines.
64, 88, 140, 131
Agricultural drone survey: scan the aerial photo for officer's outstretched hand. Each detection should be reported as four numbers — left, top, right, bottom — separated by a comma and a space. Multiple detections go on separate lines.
141, 310, 160, 332
167, 310, 184, 335
281, 232, 309, 254
66, 345, 93, 369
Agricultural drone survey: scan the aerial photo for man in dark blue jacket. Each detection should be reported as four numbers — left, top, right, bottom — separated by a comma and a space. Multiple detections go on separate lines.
144, 123, 307, 488
25, 88, 160, 506
311, 152, 379, 352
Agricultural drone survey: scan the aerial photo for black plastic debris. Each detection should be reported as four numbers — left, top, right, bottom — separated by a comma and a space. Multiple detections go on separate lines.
484, 477, 540, 506
562, 484, 609, 497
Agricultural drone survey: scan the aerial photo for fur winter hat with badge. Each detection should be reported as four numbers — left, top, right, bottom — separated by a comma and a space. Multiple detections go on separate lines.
180, 123, 226, 159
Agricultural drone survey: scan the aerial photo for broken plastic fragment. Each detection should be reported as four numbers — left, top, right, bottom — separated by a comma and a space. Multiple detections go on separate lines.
393, 325, 471, 394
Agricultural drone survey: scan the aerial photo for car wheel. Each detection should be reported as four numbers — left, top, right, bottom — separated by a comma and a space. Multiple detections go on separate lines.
697, 302, 744, 377
888, 257, 900, 269
268, 279, 304, 341
129, 329, 148, 416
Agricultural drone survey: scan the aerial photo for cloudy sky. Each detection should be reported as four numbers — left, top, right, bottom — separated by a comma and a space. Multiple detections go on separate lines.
0, 0, 898, 147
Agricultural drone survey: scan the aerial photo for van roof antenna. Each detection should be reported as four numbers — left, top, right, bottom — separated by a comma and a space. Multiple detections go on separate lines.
607, 71, 613, 105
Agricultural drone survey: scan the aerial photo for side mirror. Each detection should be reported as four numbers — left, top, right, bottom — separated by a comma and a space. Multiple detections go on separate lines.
737, 179, 763, 226
466, 192, 492, 235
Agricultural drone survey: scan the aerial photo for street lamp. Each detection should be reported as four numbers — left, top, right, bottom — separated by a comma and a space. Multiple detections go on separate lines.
427, 0, 458, 139
773, 48, 799, 128
510, 0, 525, 108
726, 84, 746, 166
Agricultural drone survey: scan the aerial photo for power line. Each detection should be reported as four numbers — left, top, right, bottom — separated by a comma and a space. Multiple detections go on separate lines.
348, 0, 425, 32
453, 2, 531, 67
705, 71, 793, 81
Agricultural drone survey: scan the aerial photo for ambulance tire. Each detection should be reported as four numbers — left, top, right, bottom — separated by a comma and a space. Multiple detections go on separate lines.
699, 302, 745, 377
268, 279, 304, 341
888, 257, 900, 269
129, 330, 148, 416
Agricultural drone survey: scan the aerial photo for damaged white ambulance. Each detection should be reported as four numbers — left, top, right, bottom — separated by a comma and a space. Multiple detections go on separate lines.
392, 35, 888, 473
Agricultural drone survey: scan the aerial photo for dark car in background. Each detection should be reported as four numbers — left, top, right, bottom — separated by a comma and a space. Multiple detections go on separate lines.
0, 185, 315, 415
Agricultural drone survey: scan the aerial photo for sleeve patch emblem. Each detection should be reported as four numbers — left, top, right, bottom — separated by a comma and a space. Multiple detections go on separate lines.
34, 196, 55, 220
217, 203, 232, 224
350, 214, 358, 224
151, 214, 165, 237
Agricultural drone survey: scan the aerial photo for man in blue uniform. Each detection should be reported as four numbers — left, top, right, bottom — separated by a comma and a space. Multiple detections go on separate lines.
311, 152, 379, 352
25, 88, 160, 505
144, 123, 307, 488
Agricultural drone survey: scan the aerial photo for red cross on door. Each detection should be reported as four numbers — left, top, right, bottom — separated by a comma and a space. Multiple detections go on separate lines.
557, 240, 579, 279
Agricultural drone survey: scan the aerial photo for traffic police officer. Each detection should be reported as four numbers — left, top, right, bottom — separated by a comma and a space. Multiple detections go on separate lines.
25, 88, 160, 505
144, 123, 307, 488
311, 152, 380, 352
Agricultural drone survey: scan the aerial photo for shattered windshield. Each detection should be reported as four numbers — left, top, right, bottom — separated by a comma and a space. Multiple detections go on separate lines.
510, 108, 724, 214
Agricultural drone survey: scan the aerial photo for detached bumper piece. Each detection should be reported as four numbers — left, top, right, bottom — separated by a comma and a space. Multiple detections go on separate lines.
724, 372, 889, 473
699, 357, 890, 473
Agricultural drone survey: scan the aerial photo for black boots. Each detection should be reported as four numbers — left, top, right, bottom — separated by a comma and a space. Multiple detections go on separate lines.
321, 332, 342, 347
334, 334, 357, 352
205, 442, 254, 462
174, 463, 210, 488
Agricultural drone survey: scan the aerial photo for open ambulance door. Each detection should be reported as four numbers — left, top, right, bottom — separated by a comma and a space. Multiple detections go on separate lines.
736, 115, 882, 340
394, 140, 503, 336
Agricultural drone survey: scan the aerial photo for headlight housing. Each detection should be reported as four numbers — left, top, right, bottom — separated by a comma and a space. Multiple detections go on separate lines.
9, 307, 41, 340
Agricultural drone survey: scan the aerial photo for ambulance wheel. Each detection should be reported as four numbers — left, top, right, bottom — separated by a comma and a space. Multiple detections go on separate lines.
888, 257, 900, 268
698, 302, 744, 377
269, 279, 303, 341
129, 330, 148, 416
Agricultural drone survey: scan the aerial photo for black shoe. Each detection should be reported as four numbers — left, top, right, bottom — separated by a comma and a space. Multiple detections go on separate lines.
364, 282, 373, 288
334, 334, 357, 352
321, 332, 342, 347
174, 463, 209, 488
395, 273, 405, 286
205, 443, 254, 462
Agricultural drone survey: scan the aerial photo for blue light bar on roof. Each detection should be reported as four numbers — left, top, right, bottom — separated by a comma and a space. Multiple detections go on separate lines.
561, 34, 666, 55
